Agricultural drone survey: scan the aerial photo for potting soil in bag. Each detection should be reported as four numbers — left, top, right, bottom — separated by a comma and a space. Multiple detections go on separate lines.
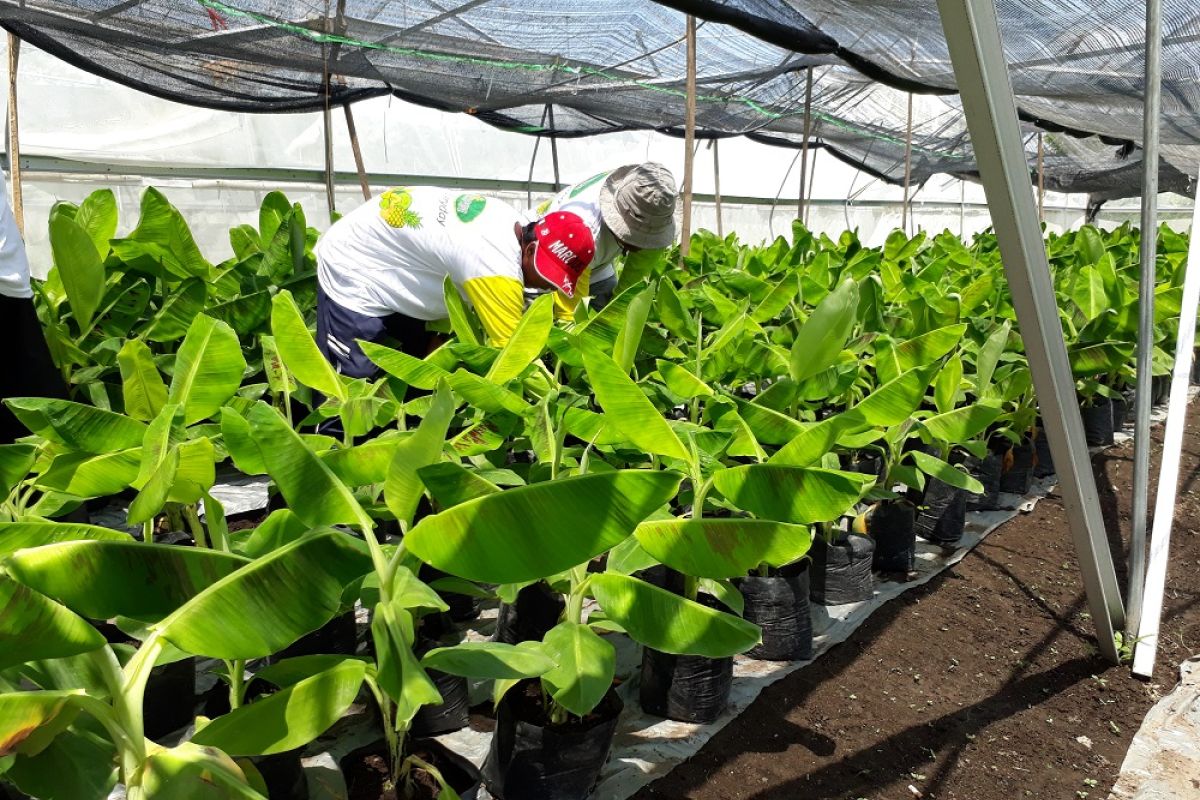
483, 682, 622, 800
966, 452, 1003, 510
809, 532, 875, 605
914, 478, 966, 548
639, 647, 733, 724
735, 564, 813, 661
999, 440, 1035, 495
1081, 399, 1114, 447
494, 581, 565, 645
870, 500, 916, 574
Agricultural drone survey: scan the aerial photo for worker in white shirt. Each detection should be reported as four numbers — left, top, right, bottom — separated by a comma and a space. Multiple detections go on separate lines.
533, 162, 678, 311
315, 186, 595, 378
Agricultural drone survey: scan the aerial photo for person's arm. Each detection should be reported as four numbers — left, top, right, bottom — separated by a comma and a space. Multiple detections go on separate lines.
460, 275, 526, 345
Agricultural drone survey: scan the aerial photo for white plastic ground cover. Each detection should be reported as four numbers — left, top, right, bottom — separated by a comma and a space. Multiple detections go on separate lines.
1108, 657, 1200, 800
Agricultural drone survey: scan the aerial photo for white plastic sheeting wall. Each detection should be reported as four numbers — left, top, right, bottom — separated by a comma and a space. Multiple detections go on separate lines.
2, 39, 1191, 276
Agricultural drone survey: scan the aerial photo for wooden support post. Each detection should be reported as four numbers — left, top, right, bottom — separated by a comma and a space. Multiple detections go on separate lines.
343, 104, 370, 201
712, 139, 723, 237
902, 92, 914, 234
1037, 132, 1045, 223
680, 15, 697, 258
7, 34, 22, 236
547, 104, 561, 192
320, 0, 337, 219
798, 68, 813, 224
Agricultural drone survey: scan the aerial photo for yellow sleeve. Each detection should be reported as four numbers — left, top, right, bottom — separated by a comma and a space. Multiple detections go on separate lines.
461, 275, 525, 346
553, 266, 592, 321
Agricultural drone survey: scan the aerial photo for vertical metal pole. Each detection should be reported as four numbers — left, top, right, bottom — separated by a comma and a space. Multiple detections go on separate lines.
712, 139, 723, 237
1037, 132, 1045, 224
798, 68, 813, 223
680, 15, 697, 258
902, 93, 914, 235
547, 104, 561, 192
959, 178, 966, 238
1128, 0, 1163, 641
1132, 164, 1200, 678
936, 0, 1124, 663
6, 34, 22, 236
342, 104, 370, 201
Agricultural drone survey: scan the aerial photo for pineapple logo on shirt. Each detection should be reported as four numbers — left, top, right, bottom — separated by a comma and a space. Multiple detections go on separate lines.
455, 194, 487, 223
379, 188, 422, 229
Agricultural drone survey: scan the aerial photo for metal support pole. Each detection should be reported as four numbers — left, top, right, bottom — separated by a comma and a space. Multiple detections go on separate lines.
6, 34, 22, 235
680, 15, 697, 258
1132, 164, 1200, 679
1128, 0, 1163, 641
902, 93, 914, 235
936, 0, 1124, 663
343, 104, 370, 201
959, 178, 966, 238
1037, 132, 1045, 224
798, 68, 813, 224
547, 104, 561, 192
712, 139, 723, 237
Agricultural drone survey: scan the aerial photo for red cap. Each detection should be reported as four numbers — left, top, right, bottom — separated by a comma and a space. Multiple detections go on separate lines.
534, 212, 595, 298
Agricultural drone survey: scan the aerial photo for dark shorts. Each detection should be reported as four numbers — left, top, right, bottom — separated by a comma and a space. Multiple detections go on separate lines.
316, 286, 431, 379
0, 294, 68, 443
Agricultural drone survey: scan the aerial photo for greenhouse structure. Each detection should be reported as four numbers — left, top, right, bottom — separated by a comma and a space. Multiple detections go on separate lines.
0, 1, 1199, 799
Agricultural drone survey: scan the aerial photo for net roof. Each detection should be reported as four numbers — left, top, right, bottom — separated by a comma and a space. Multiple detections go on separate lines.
0, 0, 1196, 200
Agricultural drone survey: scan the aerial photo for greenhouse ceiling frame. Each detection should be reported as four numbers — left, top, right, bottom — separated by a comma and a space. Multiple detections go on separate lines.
935, 0, 1124, 664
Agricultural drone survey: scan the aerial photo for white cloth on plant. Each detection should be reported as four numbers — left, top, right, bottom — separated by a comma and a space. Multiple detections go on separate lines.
0, 172, 31, 299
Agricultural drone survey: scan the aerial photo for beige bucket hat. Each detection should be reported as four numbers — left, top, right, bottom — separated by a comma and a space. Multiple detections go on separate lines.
598, 163, 679, 250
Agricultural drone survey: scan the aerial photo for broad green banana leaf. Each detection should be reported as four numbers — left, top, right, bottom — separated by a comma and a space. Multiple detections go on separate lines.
270, 290, 345, 401
0, 576, 105, 671
634, 518, 812, 579
589, 573, 760, 658
406, 470, 682, 584
168, 314, 247, 424
713, 465, 872, 524
540, 622, 615, 717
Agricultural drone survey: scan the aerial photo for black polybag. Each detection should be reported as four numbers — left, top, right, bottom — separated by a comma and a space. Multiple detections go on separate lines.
966, 452, 1003, 511
1033, 429, 1055, 478
735, 563, 813, 661
914, 477, 966, 547
411, 666, 470, 736
999, 439, 1035, 495
495, 581, 565, 645
1081, 400, 1114, 447
870, 500, 916, 573
483, 683, 621, 800
809, 532, 875, 605
639, 647, 733, 724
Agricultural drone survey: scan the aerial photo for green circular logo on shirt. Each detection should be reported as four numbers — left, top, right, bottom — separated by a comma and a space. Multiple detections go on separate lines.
455, 194, 487, 223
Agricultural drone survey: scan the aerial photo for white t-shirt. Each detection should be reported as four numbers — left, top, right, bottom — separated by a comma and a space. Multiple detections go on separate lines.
316, 187, 522, 320
536, 173, 620, 284
0, 172, 31, 299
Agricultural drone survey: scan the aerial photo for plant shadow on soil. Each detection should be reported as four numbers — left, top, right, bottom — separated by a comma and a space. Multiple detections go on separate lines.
634, 403, 1200, 800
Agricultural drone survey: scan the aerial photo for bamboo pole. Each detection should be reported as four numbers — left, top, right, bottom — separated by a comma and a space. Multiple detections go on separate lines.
902, 92, 914, 234
343, 104, 370, 201
1037, 132, 1045, 223
547, 104, 561, 192
680, 15, 697, 258
321, 0, 337, 218
798, 68, 813, 224
7, 34, 22, 236
712, 139, 723, 237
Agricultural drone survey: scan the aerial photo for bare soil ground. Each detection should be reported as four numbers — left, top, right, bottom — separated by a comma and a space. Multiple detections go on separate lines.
634, 403, 1200, 800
